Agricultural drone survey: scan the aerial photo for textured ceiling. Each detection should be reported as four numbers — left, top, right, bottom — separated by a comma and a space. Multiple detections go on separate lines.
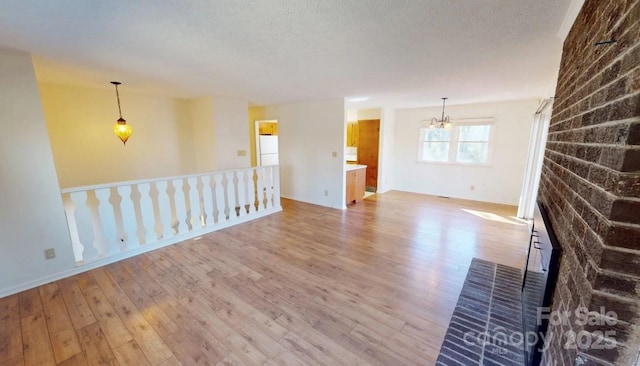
0, 0, 572, 108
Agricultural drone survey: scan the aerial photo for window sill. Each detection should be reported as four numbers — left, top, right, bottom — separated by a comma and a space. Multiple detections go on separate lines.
416, 160, 493, 167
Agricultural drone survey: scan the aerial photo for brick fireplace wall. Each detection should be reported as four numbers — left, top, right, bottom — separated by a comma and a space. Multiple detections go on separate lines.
537, 0, 640, 365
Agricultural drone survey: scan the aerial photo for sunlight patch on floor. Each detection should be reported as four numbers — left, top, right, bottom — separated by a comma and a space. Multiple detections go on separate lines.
461, 208, 528, 225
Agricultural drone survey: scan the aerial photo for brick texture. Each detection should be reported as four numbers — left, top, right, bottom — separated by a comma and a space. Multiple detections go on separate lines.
538, 0, 640, 365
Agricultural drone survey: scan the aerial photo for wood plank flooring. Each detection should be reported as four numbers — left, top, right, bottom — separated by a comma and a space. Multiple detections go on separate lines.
1, 191, 530, 365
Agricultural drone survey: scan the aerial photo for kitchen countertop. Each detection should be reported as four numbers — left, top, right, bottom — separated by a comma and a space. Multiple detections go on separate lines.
345, 164, 367, 171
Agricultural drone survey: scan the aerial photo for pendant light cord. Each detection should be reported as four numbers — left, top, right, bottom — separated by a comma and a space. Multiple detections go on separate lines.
114, 84, 123, 118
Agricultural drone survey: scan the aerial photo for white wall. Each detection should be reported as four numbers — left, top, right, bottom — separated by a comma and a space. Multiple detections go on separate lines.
40, 83, 196, 188
357, 108, 381, 120
393, 99, 538, 205
264, 100, 346, 209
212, 96, 251, 170
0, 47, 75, 295
377, 108, 395, 193
347, 109, 358, 122
190, 96, 217, 173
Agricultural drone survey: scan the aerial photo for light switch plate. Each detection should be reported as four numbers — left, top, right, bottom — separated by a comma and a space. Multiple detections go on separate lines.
44, 248, 56, 259
332, 151, 337, 157
237, 150, 246, 156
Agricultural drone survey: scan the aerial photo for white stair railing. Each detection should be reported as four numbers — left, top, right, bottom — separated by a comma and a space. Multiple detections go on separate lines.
61, 165, 281, 265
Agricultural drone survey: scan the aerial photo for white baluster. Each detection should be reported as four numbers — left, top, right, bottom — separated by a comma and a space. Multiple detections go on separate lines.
255, 167, 265, 210
172, 178, 187, 234
242, 170, 251, 215
117, 185, 141, 250
69, 191, 97, 263
86, 191, 108, 258
196, 176, 206, 227
264, 166, 273, 208
62, 193, 84, 263
155, 181, 173, 239
95, 188, 119, 256
212, 174, 222, 224
272, 165, 282, 209
137, 183, 156, 244
186, 177, 201, 229
249, 168, 258, 213
201, 175, 214, 227
129, 185, 146, 244
234, 171, 246, 218
230, 171, 239, 218
221, 173, 231, 220
108, 187, 126, 251
149, 183, 161, 239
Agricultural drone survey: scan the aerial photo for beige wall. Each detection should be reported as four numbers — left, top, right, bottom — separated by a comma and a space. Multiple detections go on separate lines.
39, 83, 197, 188
189, 96, 216, 172
264, 100, 346, 209
212, 96, 251, 170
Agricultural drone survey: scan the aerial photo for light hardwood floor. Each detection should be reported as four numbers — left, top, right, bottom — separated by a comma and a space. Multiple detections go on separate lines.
1, 191, 530, 366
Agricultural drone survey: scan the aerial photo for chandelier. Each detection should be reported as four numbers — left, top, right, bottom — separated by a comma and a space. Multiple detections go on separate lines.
429, 97, 452, 129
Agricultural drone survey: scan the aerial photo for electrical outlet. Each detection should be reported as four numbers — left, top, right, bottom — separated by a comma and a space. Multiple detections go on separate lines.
324, 190, 328, 196
44, 248, 56, 260
470, 185, 475, 191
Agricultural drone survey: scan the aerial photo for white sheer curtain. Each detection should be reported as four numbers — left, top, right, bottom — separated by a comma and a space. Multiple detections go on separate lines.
517, 99, 553, 219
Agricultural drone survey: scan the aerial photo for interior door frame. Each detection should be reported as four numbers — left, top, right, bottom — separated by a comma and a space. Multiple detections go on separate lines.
517, 99, 553, 219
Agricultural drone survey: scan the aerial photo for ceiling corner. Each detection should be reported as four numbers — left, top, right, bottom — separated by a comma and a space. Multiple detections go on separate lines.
557, 0, 585, 41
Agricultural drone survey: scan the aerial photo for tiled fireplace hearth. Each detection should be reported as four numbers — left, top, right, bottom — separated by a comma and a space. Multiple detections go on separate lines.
437, 259, 526, 366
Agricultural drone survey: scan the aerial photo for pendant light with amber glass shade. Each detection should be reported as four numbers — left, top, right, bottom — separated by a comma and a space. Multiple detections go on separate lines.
111, 81, 132, 145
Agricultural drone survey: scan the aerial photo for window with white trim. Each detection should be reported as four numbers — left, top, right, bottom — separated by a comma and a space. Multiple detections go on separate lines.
418, 120, 494, 164
420, 128, 452, 162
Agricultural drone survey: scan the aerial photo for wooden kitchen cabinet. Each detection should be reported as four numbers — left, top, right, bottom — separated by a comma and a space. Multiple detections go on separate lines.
355, 167, 365, 200
259, 122, 278, 135
346, 122, 358, 147
346, 170, 356, 204
345, 166, 366, 205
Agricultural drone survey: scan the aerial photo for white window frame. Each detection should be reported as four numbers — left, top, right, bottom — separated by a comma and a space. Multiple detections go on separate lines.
417, 118, 495, 166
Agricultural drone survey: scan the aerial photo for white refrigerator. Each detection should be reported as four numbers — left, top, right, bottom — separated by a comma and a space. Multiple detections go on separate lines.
259, 135, 279, 166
